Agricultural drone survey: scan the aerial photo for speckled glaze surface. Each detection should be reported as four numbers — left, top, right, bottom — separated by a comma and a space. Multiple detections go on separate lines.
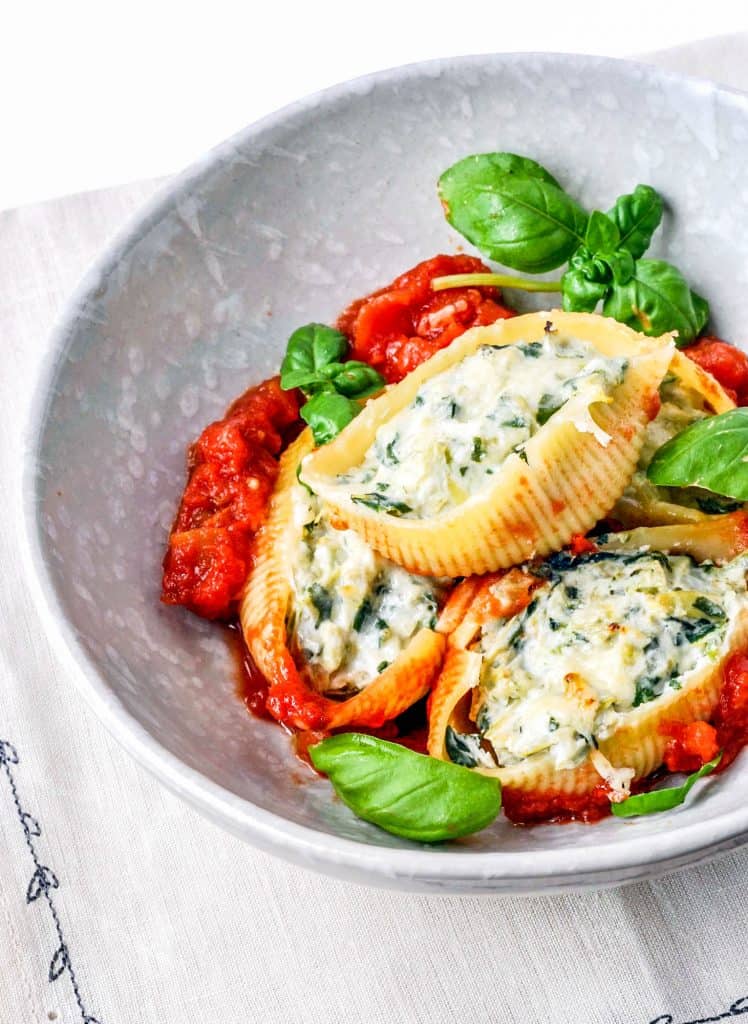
22, 54, 748, 894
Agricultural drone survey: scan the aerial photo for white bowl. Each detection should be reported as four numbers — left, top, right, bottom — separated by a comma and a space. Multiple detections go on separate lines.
23, 53, 748, 893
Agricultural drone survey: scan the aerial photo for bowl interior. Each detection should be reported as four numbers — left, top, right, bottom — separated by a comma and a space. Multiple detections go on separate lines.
27, 53, 748, 883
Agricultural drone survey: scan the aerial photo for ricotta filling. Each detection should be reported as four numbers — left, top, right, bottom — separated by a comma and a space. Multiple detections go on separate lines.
339, 333, 628, 519
464, 550, 748, 772
289, 487, 443, 696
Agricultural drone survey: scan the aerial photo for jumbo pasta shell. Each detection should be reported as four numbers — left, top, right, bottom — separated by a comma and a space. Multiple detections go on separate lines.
302, 311, 674, 577
428, 530, 748, 800
240, 429, 445, 731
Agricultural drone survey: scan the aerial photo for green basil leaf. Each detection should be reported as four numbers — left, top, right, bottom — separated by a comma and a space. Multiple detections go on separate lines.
280, 323, 348, 393
300, 391, 361, 446
310, 733, 501, 842
647, 407, 748, 500
438, 153, 588, 273
601, 248, 635, 286
607, 184, 664, 260
611, 753, 721, 817
331, 361, 385, 398
561, 267, 610, 313
584, 210, 620, 254
602, 258, 709, 345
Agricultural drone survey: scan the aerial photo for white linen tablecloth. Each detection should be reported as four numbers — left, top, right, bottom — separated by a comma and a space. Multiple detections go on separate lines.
2, 36, 748, 1024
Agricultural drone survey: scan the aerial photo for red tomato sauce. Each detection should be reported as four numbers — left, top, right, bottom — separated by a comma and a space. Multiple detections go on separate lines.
714, 652, 748, 769
502, 784, 613, 825
337, 254, 516, 383
161, 377, 299, 619
685, 336, 748, 406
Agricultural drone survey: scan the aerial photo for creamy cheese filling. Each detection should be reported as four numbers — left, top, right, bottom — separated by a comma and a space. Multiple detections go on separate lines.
289, 487, 443, 696
338, 334, 628, 519
459, 550, 748, 771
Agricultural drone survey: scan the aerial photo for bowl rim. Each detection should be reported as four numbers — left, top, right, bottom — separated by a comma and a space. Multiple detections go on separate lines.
21, 50, 748, 891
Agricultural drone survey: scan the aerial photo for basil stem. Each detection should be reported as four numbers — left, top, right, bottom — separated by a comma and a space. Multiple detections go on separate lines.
432, 273, 562, 293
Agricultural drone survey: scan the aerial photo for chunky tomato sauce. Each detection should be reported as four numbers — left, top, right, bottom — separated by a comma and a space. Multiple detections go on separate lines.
337, 254, 515, 383
685, 336, 748, 406
162, 377, 299, 619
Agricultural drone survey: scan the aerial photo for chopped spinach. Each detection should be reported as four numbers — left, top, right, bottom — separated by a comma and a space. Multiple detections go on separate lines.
670, 616, 719, 643
445, 726, 484, 768
353, 597, 374, 632
516, 341, 544, 358
377, 660, 390, 674
383, 436, 400, 466
309, 584, 333, 624
693, 596, 726, 620
471, 437, 487, 462
352, 493, 413, 517
694, 493, 743, 515
537, 392, 565, 425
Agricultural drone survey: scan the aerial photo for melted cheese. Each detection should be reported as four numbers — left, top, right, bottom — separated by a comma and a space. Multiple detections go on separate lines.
338, 334, 628, 519
473, 550, 748, 771
289, 487, 443, 695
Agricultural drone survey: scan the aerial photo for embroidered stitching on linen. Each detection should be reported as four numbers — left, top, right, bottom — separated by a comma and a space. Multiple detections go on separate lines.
0, 739, 102, 1023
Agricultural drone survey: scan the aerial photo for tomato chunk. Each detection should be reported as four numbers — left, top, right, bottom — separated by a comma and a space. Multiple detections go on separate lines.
684, 336, 748, 406
660, 720, 720, 774
162, 377, 299, 619
337, 254, 516, 383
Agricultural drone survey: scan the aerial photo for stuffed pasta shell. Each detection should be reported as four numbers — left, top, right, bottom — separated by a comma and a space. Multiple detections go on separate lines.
612, 350, 738, 527
241, 430, 448, 731
428, 522, 748, 810
300, 311, 674, 577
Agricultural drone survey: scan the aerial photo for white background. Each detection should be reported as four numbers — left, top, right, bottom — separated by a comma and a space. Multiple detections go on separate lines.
3, 0, 748, 212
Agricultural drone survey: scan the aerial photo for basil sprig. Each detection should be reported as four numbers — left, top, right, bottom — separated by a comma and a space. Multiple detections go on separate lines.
647, 408, 748, 501
611, 753, 721, 817
310, 733, 501, 842
280, 323, 384, 445
436, 155, 709, 345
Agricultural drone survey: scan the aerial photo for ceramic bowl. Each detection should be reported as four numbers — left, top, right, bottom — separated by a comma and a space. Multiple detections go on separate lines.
23, 53, 748, 894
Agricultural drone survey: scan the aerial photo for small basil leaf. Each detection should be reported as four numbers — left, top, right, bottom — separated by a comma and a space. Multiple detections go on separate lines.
280, 323, 348, 393
601, 248, 635, 286
647, 407, 748, 500
280, 368, 329, 391
310, 733, 501, 842
438, 154, 588, 273
332, 361, 386, 398
611, 753, 721, 817
602, 258, 709, 345
300, 391, 361, 446
584, 210, 621, 254
607, 184, 664, 260
561, 267, 610, 313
